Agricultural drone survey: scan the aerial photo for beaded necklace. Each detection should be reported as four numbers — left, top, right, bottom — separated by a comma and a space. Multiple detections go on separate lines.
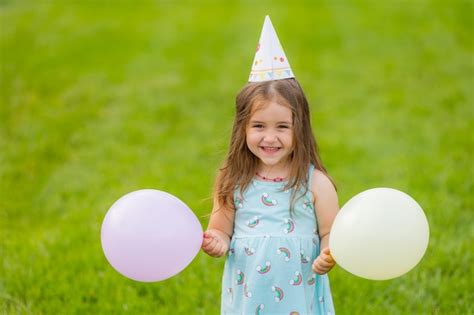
255, 172, 286, 182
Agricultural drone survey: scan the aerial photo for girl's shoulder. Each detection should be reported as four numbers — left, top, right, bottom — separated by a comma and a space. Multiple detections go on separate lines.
310, 168, 337, 199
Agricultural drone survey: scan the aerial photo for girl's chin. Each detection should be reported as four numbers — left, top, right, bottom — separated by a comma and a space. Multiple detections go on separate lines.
259, 157, 287, 167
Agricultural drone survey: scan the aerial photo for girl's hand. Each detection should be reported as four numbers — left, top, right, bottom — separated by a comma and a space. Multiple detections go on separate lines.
201, 229, 230, 258
312, 247, 336, 275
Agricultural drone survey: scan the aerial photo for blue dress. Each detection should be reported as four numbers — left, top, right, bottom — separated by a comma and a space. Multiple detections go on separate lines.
221, 165, 335, 315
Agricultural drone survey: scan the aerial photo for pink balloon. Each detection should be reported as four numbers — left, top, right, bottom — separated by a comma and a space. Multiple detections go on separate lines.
101, 189, 203, 282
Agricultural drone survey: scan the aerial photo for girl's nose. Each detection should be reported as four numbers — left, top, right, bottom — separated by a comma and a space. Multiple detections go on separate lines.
263, 132, 278, 142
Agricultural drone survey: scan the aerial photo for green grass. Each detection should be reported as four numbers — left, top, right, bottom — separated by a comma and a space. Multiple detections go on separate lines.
1, 1, 473, 314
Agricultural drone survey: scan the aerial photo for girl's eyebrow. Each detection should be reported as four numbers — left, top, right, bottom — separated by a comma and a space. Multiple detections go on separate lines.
249, 120, 292, 124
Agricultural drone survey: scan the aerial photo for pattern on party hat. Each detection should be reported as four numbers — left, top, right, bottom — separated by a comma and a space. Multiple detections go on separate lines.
249, 15, 295, 82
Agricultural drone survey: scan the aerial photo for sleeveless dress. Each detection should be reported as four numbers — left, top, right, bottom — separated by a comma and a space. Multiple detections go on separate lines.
221, 165, 335, 315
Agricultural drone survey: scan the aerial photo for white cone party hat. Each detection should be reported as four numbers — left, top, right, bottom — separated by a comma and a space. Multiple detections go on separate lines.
249, 15, 295, 82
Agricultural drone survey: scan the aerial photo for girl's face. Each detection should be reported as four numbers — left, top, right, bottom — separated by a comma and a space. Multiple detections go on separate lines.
246, 100, 294, 171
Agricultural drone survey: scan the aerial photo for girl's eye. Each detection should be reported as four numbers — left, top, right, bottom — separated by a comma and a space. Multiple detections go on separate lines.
278, 125, 290, 129
252, 124, 263, 128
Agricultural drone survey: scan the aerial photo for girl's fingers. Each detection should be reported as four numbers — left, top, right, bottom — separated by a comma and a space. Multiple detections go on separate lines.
207, 239, 220, 253
323, 253, 335, 264
312, 264, 323, 274
313, 264, 329, 274
202, 232, 217, 246
203, 235, 215, 246
214, 242, 223, 255
202, 233, 228, 257
202, 237, 213, 247
320, 248, 335, 262
216, 244, 226, 257
203, 238, 218, 252
312, 256, 334, 274
203, 231, 218, 241
317, 258, 332, 268
212, 249, 225, 257
312, 260, 320, 272
209, 242, 222, 255
210, 239, 227, 257
212, 242, 228, 257
205, 231, 217, 239
314, 256, 329, 267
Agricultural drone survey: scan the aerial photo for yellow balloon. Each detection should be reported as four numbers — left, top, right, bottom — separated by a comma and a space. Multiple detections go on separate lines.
329, 188, 429, 280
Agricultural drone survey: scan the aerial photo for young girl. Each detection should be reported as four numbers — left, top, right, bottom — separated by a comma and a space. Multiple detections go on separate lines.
202, 16, 338, 314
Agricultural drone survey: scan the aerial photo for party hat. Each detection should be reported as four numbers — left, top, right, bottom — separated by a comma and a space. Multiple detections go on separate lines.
249, 15, 295, 82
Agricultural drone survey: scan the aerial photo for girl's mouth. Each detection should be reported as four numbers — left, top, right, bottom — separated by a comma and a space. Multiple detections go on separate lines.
260, 146, 281, 153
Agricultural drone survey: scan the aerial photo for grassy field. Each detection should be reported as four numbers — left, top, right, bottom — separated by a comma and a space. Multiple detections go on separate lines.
1, 1, 473, 314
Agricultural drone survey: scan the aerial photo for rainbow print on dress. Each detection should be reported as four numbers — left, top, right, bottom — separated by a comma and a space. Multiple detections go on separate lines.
271, 286, 284, 302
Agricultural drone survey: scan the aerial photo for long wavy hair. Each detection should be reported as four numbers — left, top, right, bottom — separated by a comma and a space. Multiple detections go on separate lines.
214, 78, 332, 215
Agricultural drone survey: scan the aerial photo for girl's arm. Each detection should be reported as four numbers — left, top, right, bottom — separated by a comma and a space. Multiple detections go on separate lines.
201, 196, 235, 258
311, 169, 339, 274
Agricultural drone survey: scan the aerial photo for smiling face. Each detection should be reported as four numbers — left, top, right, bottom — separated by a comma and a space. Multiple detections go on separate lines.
245, 100, 294, 172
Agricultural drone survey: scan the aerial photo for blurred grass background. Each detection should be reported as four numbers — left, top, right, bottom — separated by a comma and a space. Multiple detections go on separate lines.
1, 0, 472, 314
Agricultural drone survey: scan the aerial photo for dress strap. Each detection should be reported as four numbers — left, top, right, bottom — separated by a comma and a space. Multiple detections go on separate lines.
307, 164, 315, 188
307, 164, 319, 234
306, 164, 316, 204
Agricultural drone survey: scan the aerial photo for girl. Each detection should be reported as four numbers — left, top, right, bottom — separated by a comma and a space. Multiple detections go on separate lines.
202, 16, 338, 314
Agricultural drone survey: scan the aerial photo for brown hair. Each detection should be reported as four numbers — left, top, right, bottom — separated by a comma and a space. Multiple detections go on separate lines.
214, 78, 331, 214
